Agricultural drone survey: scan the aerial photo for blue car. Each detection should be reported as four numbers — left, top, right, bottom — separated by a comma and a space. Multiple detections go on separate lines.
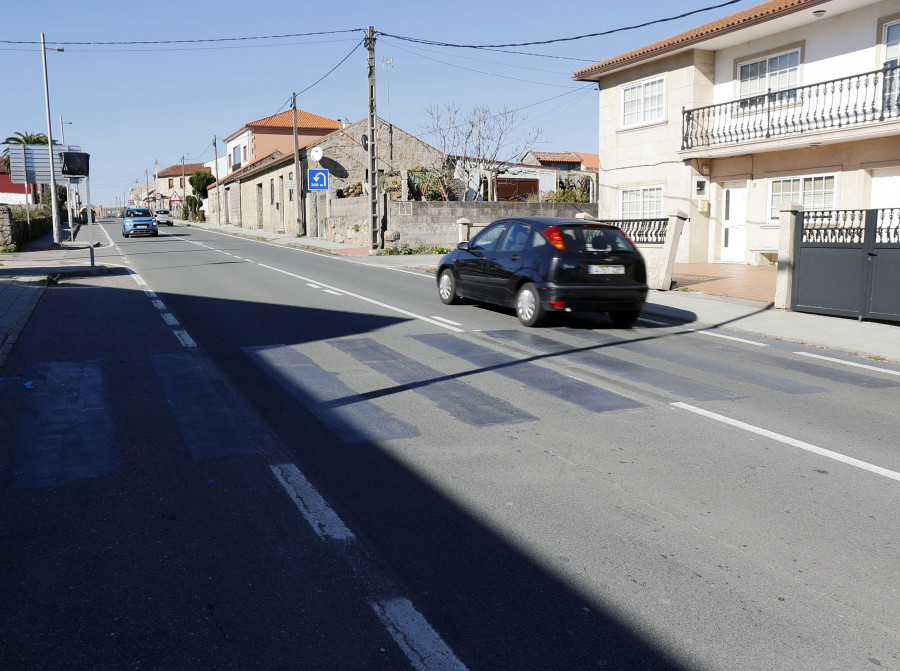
122, 208, 158, 238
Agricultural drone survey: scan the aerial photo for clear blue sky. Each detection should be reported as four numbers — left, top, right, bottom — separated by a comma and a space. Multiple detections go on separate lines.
1, 0, 761, 206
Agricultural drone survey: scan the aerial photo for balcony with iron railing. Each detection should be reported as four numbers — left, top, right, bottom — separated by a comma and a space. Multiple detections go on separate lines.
682, 64, 900, 151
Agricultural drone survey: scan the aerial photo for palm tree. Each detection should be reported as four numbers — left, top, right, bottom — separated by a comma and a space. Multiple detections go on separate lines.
2, 131, 50, 204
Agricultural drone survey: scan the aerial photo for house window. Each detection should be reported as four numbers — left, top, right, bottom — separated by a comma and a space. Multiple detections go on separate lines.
620, 186, 664, 219
769, 174, 835, 219
739, 49, 799, 106
233, 146, 241, 168
179, 178, 184, 188
883, 22, 900, 112
621, 76, 665, 127
288, 172, 293, 202
270, 178, 275, 205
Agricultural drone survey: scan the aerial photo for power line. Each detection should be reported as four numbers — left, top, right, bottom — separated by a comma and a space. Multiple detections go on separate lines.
384, 39, 583, 89
295, 38, 364, 96
0, 29, 365, 46
377, 0, 745, 49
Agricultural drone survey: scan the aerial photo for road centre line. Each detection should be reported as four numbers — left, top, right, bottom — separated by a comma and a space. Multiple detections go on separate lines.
695, 330, 768, 346
673, 402, 900, 482
173, 330, 197, 348
796, 351, 900, 377
372, 598, 470, 671
270, 463, 355, 541
257, 263, 465, 332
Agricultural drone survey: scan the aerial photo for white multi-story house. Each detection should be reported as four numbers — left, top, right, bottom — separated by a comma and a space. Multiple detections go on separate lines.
574, 0, 900, 264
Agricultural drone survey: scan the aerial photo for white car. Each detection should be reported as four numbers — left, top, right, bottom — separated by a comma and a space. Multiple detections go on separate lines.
153, 209, 173, 226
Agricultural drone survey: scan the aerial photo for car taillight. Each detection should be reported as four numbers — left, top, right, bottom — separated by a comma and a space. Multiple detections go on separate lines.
542, 226, 566, 250
618, 227, 637, 247
549, 301, 565, 309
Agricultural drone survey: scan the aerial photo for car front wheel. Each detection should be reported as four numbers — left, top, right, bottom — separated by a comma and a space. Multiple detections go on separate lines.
516, 283, 545, 327
438, 269, 461, 305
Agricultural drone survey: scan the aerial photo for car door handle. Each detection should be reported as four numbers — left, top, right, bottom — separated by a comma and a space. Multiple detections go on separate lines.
510, 255, 520, 261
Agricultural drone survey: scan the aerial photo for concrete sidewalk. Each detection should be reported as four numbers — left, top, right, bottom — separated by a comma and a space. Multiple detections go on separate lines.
2, 219, 898, 371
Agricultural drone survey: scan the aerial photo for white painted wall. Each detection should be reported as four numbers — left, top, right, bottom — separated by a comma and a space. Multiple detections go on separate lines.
712, 1, 897, 105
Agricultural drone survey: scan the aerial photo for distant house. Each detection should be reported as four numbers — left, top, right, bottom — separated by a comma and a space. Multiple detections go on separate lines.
205, 109, 343, 181
206, 117, 445, 233
154, 162, 206, 213
521, 151, 599, 198
573, 0, 900, 265
0, 166, 29, 205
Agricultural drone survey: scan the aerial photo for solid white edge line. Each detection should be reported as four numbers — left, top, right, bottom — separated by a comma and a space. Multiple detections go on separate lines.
673, 402, 900, 482
257, 263, 465, 332
637, 318, 669, 326
696, 330, 768, 346
372, 598, 469, 671
173, 330, 197, 348
269, 463, 356, 541
795, 351, 900, 377
430, 316, 464, 326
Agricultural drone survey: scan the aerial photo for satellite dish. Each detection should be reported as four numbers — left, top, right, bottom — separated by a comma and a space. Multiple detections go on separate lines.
310, 146, 323, 162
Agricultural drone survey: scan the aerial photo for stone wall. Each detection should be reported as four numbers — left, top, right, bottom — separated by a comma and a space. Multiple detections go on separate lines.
0, 205, 52, 248
384, 201, 596, 248
321, 196, 370, 246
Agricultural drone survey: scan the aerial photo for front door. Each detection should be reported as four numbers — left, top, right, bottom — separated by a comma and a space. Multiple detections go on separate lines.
720, 183, 747, 263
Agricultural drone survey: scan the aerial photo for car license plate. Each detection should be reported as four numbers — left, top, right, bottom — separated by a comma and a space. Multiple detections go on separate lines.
589, 265, 624, 275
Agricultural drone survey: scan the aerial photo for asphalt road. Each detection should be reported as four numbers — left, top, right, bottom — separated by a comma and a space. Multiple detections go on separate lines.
1, 221, 898, 670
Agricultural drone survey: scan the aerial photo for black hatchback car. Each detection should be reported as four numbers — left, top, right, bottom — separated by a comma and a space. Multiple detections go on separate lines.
437, 217, 648, 327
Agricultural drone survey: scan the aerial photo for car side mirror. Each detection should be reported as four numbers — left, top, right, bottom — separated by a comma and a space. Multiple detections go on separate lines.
457, 241, 471, 251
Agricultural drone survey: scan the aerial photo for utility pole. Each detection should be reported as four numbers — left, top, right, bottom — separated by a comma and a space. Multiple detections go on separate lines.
41, 33, 62, 244
292, 92, 304, 236
181, 155, 186, 219
213, 136, 221, 225
366, 26, 379, 251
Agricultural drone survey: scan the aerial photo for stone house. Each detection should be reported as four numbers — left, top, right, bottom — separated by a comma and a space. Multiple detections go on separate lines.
154, 162, 206, 213
573, 0, 900, 265
206, 117, 446, 239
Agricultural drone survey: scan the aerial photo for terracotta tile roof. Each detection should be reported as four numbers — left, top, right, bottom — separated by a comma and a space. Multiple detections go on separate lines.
531, 151, 584, 163
157, 162, 206, 177
573, 152, 599, 170
245, 109, 342, 131
213, 150, 283, 185
574, 0, 830, 79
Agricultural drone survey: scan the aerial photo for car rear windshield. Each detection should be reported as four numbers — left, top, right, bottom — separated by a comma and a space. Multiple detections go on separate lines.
155, 210, 169, 214
554, 225, 635, 253
127, 209, 152, 217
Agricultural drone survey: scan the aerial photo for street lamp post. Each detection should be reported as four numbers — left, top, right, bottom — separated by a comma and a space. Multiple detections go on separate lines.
41, 33, 64, 244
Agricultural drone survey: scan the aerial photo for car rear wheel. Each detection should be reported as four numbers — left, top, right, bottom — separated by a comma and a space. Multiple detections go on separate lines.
609, 310, 640, 328
516, 283, 545, 327
438, 269, 461, 305
122, 230, 128, 238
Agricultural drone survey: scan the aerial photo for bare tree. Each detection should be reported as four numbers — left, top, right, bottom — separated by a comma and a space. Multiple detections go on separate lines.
421, 103, 544, 201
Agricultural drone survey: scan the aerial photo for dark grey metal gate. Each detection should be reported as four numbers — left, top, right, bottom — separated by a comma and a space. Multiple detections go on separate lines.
792, 209, 900, 322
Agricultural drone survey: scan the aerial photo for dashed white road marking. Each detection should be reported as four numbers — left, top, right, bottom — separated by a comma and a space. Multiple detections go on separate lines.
637, 317, 670, 326
257, 263, 465, 332
173, 330, 197, 348
673, 402, 900, 482
372, 598, 469, 671
695, 330, 768, 346
151, 299, 167, 311
796, 351, 900, 377
322, 289, 344, 296
161, 313, 180, 326
430, 316, 463, 326
270, 463, 356, 541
